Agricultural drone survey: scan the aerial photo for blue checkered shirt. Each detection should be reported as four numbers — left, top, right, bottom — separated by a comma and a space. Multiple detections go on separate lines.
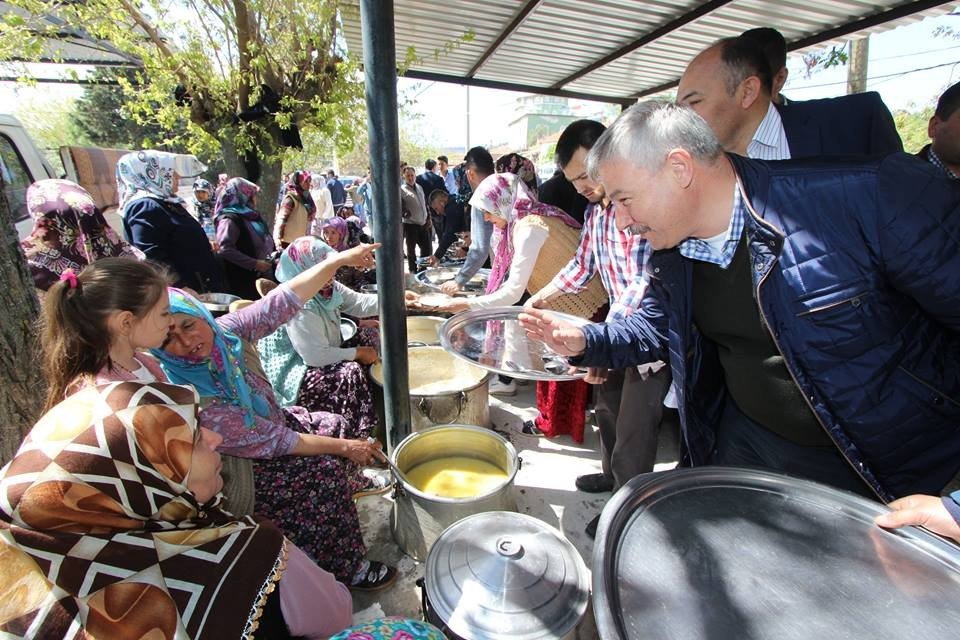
678, 184, 745, 268
928, 147, 959, 181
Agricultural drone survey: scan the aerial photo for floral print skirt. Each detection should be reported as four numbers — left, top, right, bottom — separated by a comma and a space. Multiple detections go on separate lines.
252, 407, 366, 582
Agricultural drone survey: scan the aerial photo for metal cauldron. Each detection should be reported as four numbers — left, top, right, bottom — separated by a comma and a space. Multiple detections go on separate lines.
406, 315, 445, 346
369, 346, 490, 430
390, 425, 519, 561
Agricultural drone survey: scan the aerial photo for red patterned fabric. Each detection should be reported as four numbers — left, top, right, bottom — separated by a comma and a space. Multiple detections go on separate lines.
535, 379, 591, 443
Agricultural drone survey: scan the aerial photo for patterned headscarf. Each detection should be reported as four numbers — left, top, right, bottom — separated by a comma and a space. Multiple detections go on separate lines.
0, 381, 286, 640
192, 177, 215, 222
451, 162, 472, 205
321, 216, 350, 250
469, 173, 580, 293
213, 177, 268, 238
116, 150, 182, 213
20, 179, 144, 291
495, 152, 538, 192
281, 170, 316, 216
276, 236, 343, 323
151, 288, 270, 427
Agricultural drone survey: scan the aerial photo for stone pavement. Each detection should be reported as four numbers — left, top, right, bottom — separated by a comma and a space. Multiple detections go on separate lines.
348, 379, 679, 636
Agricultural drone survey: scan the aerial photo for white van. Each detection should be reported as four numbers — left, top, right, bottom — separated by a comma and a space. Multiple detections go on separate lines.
0, 114, 58, 239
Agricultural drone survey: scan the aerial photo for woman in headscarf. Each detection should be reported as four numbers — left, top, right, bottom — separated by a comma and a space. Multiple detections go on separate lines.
150, 243, 398, 591
118, 150, 223, 292
273, 169, 316, 249
192, 177, 215, 225
417, 173, 606, 442
258, 236, 382, 435
20, 178, 143, 291
321, 216, 375, 290
214, 177, 277, 300
496, 152, 539, 192
0, 380, 354, 639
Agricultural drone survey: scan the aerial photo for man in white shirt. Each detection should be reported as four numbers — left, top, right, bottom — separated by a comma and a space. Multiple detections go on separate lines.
437, 155, 458, 195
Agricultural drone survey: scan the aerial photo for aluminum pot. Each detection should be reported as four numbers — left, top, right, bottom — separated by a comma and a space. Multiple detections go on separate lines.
419, 511, 589, 640
390, 424, 519, 561
406, 315, 445, 346
370, 346, 490, 430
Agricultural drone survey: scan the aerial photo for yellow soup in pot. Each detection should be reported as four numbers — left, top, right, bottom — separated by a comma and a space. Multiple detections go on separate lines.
405, 457, 508, 498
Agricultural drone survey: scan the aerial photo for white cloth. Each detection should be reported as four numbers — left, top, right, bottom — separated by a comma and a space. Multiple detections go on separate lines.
310, 186, 335, 222
285, 283, 379, 368
747, 103, 792, 160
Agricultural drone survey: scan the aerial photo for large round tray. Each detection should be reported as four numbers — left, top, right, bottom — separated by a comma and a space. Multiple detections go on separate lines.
415, 267, 490, 296
439, 306, 589, 381
594, 467, 960, 640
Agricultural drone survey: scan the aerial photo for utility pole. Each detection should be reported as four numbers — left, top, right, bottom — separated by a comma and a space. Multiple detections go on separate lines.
847, 36, 869, 95
465, 85, 471, 151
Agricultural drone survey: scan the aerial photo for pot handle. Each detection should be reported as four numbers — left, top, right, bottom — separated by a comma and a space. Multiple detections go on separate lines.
408, 340, 428, 347
416, 391, 466, 424
517, 455, 523, 471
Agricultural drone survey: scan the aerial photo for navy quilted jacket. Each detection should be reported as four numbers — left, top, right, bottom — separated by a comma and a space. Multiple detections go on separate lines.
577, 153, 960, 501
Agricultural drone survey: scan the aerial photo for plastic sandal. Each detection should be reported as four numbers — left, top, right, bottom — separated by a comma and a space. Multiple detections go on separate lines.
350, 561, 398, 592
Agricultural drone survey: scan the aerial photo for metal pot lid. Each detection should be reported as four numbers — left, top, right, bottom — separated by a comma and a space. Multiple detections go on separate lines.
594, 467, 960, 640
439, 307, 589, 381
426, 511, 589, 640
339, 317, 357, 343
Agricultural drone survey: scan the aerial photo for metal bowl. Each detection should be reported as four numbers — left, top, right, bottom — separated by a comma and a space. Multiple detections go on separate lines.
340, 317, 358, 343
415, 267, 490, 296
198, 292, 241, 314
360, 284, 378, 294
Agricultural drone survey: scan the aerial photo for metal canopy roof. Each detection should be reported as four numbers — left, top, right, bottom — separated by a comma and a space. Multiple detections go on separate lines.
342, 0, 959, 105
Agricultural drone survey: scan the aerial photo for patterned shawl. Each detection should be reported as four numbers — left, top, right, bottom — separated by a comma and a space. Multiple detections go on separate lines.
495, 152, 539, 192
116, 150, 184, 214
468, 172, 580, 293
214, 177, 269, 239
0, 381, 286, 640
281, 170, 316, 216
277, 236, 343, 322
192, 177, 215, 222
20, 179, 144, 291
151, 288, 271, 427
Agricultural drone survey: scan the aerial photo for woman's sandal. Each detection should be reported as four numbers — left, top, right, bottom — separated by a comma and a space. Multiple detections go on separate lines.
352, 471, 394, 500
521, 419, 545, 437
349, 561, 398, 592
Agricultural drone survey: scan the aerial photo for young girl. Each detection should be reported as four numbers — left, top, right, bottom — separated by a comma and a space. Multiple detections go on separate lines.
40, 257, 172, 410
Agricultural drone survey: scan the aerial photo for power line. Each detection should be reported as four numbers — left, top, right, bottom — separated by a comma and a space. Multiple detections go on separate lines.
787, 59, 959, 91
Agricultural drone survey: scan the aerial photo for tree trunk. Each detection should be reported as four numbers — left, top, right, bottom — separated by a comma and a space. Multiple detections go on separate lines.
219, 133, 284, 229
0, 176, 46, 465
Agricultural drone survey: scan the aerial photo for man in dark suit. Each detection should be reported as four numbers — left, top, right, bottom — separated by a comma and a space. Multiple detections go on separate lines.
678, 36, 902, 160
917, 80, 959, 181
538, 168, 588, 224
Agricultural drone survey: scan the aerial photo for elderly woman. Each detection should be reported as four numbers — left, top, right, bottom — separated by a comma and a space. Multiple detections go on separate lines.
321, 216, 375, 290
214, 177, 276, 300
419, 173, 606, 442
274, 169, 316, 249
21, 178, 143, 291
118, 150, 223, 292
150, 243, 397, 591
0, 380, 353, 639
259, 236, 381, 435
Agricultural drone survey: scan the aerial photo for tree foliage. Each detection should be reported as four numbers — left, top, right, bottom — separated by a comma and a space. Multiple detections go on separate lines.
893, 106, 934, 154
2, 0, 366, 216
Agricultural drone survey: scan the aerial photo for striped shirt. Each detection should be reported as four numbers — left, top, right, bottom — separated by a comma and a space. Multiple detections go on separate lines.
551, 201, 652, 321
747, 102, 792, 161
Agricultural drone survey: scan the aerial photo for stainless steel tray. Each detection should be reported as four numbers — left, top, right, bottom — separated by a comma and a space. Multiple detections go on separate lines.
339, 317, 357, 343
594, 467, 960, 640
415, 267, 490, 296
439, 306, 589, 381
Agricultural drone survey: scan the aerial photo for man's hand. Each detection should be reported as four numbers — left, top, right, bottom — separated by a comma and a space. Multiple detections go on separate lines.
427, 255, 440, 267
874, 494, 960, 543
518, 308, 587, 357
583, 367, 609, 385
354, 346, 379, 365
440, 281, 461, 295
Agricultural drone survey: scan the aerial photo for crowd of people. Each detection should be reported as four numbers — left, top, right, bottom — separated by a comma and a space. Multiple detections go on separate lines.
4, 24, 960, 639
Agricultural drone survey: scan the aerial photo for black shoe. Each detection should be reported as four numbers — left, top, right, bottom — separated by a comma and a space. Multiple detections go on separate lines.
575, 473, 614, 493
585, 514, 601, 539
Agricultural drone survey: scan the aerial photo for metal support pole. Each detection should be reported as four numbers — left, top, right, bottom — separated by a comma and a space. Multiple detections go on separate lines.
360, 0, 411, 452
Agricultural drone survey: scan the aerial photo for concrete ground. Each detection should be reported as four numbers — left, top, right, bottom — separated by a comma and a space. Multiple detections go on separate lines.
349, 379, 679, 636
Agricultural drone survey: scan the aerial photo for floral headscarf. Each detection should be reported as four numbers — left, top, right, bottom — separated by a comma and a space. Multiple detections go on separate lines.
213, 177, 269, 238
281, 169, 316, 216
20, 179, 144, 290
469, 173, 580, 293
0, 381, 285, 640
321, 216, 350, 251
451, 162, 472, 205
151, 288, 270, 427
192, 177, 215, 222
496, 152, 538, 192
276, 236, 343, 323
116, 150, 183, 213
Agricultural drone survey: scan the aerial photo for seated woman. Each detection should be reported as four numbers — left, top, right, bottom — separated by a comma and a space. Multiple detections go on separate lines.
214, 177, 277, 300
20, 178, 143, 292
118, 150, 224, 293
416, 173, 606, 442
151, 243, 397, 590
321, 216, 376, 290
259, 236, 381, 434
0, 380, 352, 639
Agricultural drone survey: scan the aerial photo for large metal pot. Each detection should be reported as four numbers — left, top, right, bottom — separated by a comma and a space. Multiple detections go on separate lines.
390, 424, 518, 560
420, 511, 589, 640
370, 346, 490, 430
406, 315, 445, 346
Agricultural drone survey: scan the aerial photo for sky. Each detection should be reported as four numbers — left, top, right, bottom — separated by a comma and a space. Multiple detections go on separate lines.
2, 9, 958, 151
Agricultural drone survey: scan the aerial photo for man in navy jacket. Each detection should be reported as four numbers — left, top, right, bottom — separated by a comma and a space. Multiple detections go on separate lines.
521, 102, 959, 503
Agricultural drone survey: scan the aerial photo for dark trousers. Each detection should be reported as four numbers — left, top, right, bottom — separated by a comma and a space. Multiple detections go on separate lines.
710, 400, 875, 498
595, 366, 674, 490
403, 222, 433, 273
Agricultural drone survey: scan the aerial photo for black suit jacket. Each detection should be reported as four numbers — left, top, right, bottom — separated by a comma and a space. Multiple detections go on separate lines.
538, 171, 588, 224
776, 91, 903, 158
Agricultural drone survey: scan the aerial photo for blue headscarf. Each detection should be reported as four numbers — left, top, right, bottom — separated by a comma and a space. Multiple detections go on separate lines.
150, 288, 270, 427
276, 236, 343, 323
